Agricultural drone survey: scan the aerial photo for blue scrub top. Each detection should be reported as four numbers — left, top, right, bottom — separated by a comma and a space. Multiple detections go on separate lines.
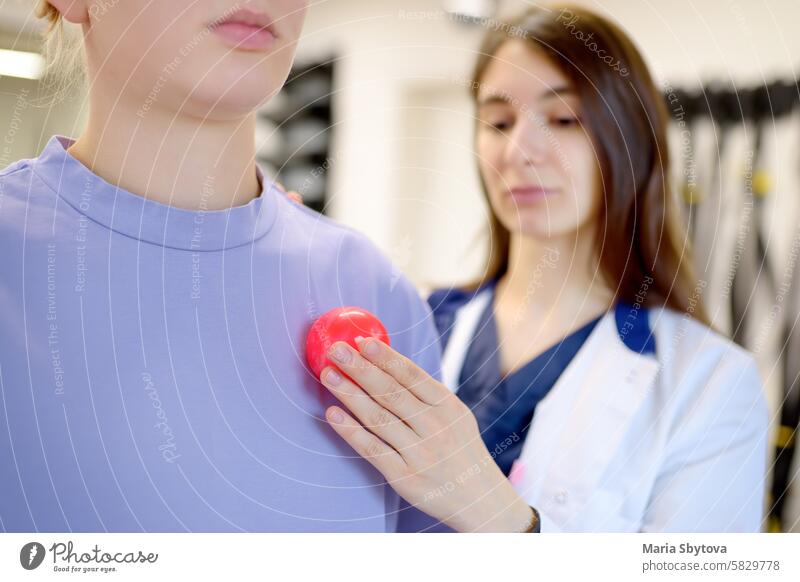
428, 279, 656, 477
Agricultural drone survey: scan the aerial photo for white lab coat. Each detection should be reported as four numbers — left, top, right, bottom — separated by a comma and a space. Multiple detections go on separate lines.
441, 290, 770, 532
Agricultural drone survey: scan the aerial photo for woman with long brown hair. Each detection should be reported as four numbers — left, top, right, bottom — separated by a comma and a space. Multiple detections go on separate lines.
316, 4, 769, 532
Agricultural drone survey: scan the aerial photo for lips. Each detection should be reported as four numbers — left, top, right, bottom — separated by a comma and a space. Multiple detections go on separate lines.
509, 185, 559, 203
209, 8, 278, 51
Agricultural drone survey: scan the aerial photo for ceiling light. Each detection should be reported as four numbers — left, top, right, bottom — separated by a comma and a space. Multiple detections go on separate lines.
0, 49, 44, 80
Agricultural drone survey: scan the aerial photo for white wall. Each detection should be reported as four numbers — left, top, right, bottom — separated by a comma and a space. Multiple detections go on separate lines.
297, 0, 488, 289
541, 0, 800, 85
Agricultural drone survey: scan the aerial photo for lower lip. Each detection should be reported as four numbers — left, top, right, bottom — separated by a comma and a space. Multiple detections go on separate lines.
211, 22, 277, 51
509, 188, 558, 204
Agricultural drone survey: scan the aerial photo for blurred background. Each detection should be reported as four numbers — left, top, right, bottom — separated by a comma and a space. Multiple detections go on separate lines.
1, 0, 799, 531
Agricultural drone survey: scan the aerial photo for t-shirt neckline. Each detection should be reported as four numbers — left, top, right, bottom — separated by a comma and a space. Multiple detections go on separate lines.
32, 135, 279, 251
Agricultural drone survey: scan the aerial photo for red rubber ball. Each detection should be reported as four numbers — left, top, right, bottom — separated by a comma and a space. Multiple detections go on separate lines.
305, 307, 390, 379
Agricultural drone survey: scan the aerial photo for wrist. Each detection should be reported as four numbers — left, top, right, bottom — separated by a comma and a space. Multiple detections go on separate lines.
506, 498, 538, 533
468, 486, 535, 533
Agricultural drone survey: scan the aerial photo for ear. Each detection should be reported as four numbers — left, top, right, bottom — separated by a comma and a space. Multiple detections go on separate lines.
47, 0, 91, 25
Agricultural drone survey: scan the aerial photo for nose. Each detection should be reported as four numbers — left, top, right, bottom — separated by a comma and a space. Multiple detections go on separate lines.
504, 110, 550, 169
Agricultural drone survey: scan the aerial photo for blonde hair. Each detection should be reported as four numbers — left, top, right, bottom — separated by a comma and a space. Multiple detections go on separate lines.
34, 1, 86, 99
34, 1, 61, 30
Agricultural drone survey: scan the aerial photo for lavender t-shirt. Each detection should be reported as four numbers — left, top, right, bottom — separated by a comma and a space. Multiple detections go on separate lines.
0, 136, 442, 532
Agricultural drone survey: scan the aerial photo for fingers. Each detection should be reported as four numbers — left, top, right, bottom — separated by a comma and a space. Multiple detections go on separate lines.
274, 182, 303, 205
353, 337, 451, 406
325, 406, 407, 479
326, 342, 430, 433
320, 366, 420, 456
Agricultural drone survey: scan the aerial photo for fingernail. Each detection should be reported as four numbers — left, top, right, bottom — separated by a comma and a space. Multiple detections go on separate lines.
328, 408, 344, 423
324, 367, 343, 385
363, 338, 380, 357
329, 344, 351, 364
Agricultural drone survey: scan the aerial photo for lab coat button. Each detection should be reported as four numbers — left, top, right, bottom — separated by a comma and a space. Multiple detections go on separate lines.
554, 490, 568, 504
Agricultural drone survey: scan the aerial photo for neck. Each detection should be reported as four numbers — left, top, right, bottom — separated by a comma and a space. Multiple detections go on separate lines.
67, 96, 260, 211
496, 227, 614, 321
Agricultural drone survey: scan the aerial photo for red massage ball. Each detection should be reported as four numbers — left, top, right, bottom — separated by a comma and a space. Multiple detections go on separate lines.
305, 307, 390, 379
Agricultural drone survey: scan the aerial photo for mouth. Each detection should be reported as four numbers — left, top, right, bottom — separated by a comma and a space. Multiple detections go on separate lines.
208, 8, 278, 51
508, 185, 559, 204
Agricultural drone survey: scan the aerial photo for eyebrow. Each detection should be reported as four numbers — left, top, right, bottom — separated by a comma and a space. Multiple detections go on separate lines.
477, 85, 576, 107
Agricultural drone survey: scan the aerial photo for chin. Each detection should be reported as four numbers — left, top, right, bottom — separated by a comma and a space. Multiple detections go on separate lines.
512, 223, 555, 241
501, 210, 581, 241
182, 78, 282, 120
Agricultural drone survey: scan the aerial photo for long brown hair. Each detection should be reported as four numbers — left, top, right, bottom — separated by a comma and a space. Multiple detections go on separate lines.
470, 4, 709, 324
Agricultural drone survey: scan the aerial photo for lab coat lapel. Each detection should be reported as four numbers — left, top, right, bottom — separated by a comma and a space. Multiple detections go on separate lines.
508, 311, 660, 503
